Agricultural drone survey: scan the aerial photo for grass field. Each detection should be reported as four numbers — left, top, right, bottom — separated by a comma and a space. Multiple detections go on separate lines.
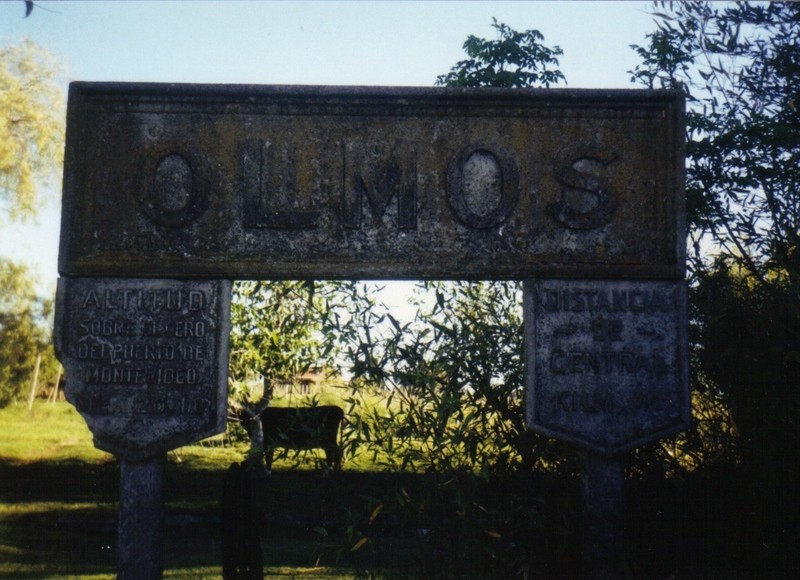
1, 401, 531, 579
0, 400, 426, 578
2, 400, 793, 578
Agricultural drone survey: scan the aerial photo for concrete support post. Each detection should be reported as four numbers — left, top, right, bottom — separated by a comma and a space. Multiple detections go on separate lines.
118, 455, 166, 580
581, 453, 625, 580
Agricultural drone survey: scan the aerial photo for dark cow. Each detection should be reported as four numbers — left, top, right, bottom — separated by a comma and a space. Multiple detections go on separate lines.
259, 406, 344, 472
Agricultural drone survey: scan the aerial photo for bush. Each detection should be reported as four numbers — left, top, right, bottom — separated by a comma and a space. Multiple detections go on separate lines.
0, 260, 58, 407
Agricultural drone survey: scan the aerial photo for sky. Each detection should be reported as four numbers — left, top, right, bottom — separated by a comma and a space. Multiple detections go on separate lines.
0, 0, 656, 306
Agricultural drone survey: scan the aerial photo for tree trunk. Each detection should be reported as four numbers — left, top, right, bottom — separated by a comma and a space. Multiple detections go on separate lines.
229, 398, 271, 477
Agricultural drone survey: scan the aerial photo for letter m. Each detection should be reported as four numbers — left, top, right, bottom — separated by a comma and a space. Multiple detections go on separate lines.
342, 140, 417, 230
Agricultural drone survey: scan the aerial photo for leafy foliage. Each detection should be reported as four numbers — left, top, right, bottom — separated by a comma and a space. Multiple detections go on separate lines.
0, 259, 58, 407
0, 38, 64, 221
0, 40, 64, 407
436, 18, 566, 89
629, 8, 799, 569
692, 261, 798, 458
346, 282, 572, 477
363, 21, 568, 476
630, 1, 800, 460
227, 280, 381, 469
631, 3, 800, 288
229, 280, 381, 394
229, 281, 322, 390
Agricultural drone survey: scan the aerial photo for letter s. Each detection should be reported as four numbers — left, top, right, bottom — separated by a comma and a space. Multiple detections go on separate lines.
548, 144, 617, 230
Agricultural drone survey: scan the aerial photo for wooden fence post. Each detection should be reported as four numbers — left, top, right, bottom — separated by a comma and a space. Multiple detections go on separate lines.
49, 367, 62, 404
26, 352, 42, 411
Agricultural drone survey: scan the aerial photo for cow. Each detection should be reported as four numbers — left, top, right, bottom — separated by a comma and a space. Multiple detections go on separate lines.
259, 405, 344, 473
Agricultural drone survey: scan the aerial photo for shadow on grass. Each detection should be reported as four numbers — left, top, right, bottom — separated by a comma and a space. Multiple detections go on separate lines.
3, 456, 794, 578
0, 458, 119, 504
0, 457, 581, 578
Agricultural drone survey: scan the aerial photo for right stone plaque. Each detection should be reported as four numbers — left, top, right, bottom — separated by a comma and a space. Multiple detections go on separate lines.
525, 279, 690, 455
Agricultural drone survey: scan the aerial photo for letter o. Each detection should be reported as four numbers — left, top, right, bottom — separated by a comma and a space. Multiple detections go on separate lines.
447, 145, 520, 229
140, 150, 208, 228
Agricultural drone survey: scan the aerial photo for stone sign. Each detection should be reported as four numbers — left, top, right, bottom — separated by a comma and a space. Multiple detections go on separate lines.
524, 279, 690, 455
53, 83, 687, 577
59, 83, 684, 280
55, 277, 231, 459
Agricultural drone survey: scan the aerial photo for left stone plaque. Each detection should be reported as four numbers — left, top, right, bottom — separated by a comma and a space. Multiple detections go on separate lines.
55, 278, 231, 459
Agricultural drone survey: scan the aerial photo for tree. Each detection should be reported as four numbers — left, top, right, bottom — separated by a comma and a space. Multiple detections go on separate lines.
427, 22, 566, 473
631, 3, 800, 284
228, 280, 323, 472
0, 38, 64, 221
630, 5, 799, 572
349, 281, 538, 474
227, 279, 378, 471
0, 260, 58, 407
436, 17, 565, 89
229, 281, 324, 391
629, 1, 800, 456
0, 39, 64, 406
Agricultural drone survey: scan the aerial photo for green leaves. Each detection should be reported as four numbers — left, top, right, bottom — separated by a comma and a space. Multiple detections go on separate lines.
233, 281, 380, 379
0, 39, 64, 222
338, 18, 569, 474
342, 280, 560, 476
628, 2, 800, 481
436, 18, 565, 89
0, 259, 58, 407
631, 3, 800, 290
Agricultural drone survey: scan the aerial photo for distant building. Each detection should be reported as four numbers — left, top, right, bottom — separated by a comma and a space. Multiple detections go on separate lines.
271, 366, 327, 397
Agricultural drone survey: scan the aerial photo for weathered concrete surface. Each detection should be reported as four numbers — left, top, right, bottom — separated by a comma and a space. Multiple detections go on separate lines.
524, 279, 690, 455
54, 277, 231, 459
59, 83, 684, 280
581, 454, 625, 579
117, 456, 165, 580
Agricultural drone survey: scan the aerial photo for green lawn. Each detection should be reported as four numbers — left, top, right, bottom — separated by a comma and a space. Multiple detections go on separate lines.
1, 400, 784, 578
0, 402, 438, 579
0, 402, 361, 578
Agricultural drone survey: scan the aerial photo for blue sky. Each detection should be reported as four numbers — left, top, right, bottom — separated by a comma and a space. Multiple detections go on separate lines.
0, 0, 655, 299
